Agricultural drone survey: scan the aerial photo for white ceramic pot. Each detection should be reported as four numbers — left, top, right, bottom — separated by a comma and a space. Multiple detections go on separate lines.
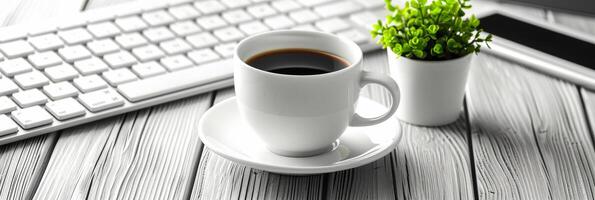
387, 48, 472, 126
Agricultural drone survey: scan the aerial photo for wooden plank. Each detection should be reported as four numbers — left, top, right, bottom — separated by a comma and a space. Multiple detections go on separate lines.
0, 136, 57, 200
31, 116, 124, 200
33, 94, 213, 200
0, 0, 86, 199
192, 149, 325, 200
391, 120, 473, 200
467, 53, 595, 199
325, 155, 396, 200
190, 88, 325, 200
554, 9, 595, 200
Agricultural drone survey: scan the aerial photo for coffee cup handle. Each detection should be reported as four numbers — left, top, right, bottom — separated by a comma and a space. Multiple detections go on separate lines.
350, 71, 400, 126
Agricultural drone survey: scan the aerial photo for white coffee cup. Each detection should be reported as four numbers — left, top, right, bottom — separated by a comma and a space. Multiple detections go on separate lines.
234, 30, 400, 157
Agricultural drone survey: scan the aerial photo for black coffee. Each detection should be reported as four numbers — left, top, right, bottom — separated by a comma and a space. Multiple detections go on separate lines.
246, 48, 350, 75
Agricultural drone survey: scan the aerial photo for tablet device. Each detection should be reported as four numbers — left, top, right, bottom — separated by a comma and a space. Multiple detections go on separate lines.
477, 11, 595, 89
480, 13, 595, 68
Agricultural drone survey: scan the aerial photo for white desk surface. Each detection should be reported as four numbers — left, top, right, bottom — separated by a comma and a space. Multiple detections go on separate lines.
1, 0, 594, 199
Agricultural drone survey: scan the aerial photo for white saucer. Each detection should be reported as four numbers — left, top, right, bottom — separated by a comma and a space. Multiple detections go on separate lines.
198, 97, 402, 175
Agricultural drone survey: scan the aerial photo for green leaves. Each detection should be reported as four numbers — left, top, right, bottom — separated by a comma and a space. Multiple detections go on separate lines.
432, 43, 443, 55
371, 0, 492, 60
427, 24, 439, 35
469, 15, 480, 27
447, 38, 461, 50
384, 0, 396, 12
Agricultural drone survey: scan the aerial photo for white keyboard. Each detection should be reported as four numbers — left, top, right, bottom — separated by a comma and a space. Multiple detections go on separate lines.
0, 0, 384, 145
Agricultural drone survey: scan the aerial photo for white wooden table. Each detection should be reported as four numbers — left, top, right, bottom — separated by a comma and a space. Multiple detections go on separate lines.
1, 0, 595, 199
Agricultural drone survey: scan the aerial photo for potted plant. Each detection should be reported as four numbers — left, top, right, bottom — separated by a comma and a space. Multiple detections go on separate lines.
372, 0, 492, 126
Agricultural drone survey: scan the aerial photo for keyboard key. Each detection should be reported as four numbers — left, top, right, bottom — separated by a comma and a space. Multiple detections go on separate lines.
170, 21, 201, 36
87, 39, 120, 55
132, 62, 167, 78
186, 32, 218, 48
118, 59, 233, 102
116, 33, 149, 49
44, 64, 79, 82
0, 28, 27, 43
213, 27, 245, 42
11, 106, 54, 129
74, 57, 110, 75
196, 15, 227, 30
142, 10, 175, 26
160, 55, 194, 71
12, 89, 48, 107
102, 68, 138, 86
87, 12, 117, 23
132, 45, 166, 62
143, 27, 176, 42
28, 51, 63, 69
314, 1, 362, 18
104, 51, 137, 68
0, 40, 35, 59
58, 45, 92, 62
73, 75, 108, 93
86, 12, 115, 23
221, 0, 250, 8
78, 89, 125, 112
43, 82, 78, 100
28, 34, 64, 51
45, 97, 86, 120
58, 18, 87, 30
0, 58, 33, 77
28, 24, 57, 36
264, 15, 296, 29
87, 21, 121, 38
58, 28, 93, 45
272, 0, 302, 12
168, 4, 201, 20
350, 11, 380, 30
194, 0, 226, 14
337, 29, 368, 44
0, 97, 17, 114
188, 48, 220, 64
115, 16, 149, 32
247, 4, 277, 18
289, 9, 320, 23
352, 0, 384, 8
239, 21, 270, 35
214, 43, 236, 58
14, 71, 50, 90
292, 24, 318, 31
160, 39, 193, 55
222, 10, 253, 24
315, 18, 351, 33
115, 4, 142, 17
0, 79, 19, 96
296, 0, 332, 7
141, 3, 168, 12
0, 115, 18, 135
